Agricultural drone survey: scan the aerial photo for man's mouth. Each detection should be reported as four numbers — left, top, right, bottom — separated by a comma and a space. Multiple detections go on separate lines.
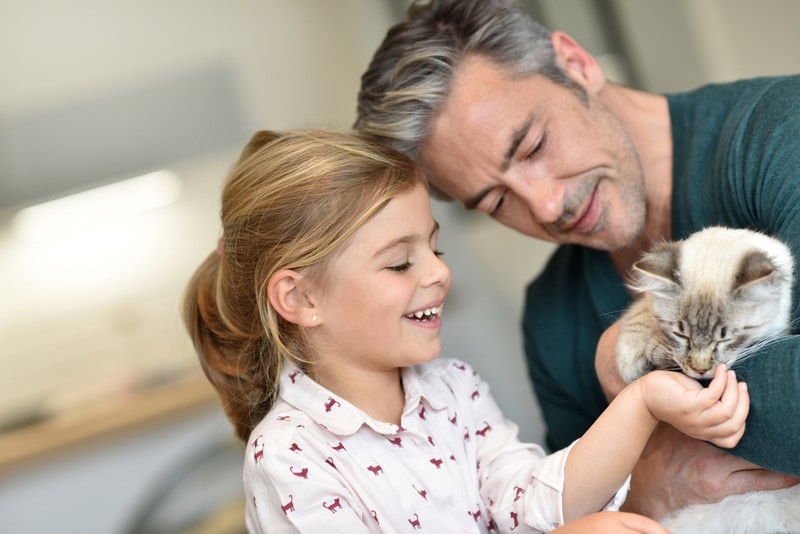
405, 306, 440, 322
562, 184, 600, 234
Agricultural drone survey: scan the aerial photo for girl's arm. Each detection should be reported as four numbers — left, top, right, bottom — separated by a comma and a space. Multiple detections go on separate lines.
562, 364, 749, 521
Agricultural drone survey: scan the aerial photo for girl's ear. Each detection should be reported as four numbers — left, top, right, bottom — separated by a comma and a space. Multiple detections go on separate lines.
550, 31, 606, 94
267, 269, 319, 327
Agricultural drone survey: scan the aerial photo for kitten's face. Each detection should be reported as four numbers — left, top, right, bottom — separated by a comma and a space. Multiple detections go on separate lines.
631, 227, 794, 380
655, 296, 757, 379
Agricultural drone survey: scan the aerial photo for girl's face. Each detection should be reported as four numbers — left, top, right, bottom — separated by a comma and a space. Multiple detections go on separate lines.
309, 183, 451, 381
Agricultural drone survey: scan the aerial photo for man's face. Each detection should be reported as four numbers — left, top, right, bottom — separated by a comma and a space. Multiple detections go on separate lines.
419, 55, 646, 251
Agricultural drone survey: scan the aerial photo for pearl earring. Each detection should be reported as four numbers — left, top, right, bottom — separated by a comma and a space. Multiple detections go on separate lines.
311, 314, 318, 322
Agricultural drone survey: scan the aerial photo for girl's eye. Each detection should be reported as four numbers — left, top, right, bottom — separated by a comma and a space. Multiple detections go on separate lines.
387, 261, 412, 272
433, 249, 444, 257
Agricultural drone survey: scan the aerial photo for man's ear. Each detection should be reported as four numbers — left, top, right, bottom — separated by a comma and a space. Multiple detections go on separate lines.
267, 269, 319, 327
551, 31, 606, 94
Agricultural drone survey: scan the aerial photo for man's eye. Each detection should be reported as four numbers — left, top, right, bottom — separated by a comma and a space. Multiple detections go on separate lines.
490, 193, 506, 217
387, 261, 412, 272
525, 136, 545, 160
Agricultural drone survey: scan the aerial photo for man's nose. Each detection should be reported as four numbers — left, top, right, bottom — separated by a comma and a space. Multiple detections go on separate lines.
516, 175, 565, 225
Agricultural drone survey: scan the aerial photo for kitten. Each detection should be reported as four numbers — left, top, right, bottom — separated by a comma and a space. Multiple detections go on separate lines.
615, 226, 799, 534
617, 226, 794, 383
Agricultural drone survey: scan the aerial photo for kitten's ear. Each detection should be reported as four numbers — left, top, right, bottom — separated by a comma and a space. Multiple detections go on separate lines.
734, 251, 782, 298
632, 242, 681, 293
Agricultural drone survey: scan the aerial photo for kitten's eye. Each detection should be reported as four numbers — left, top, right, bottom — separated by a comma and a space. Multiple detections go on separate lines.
718, 326, 728, 339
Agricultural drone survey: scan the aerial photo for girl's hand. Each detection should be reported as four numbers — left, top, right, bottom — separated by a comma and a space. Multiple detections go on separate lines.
638, 364, 749, 448
553, 511, 670, 534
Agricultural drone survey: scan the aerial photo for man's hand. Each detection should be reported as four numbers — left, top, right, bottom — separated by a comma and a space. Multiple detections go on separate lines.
597, 320, 800, 519
622, 412, 800, 518
596, 320, 627, 399
553, 511, 669, 534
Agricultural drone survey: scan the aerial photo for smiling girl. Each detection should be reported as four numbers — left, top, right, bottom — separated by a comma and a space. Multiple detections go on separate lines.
183, 129, 748, 533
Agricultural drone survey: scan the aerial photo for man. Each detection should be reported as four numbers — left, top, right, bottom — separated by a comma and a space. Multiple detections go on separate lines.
355, 0, 800, 520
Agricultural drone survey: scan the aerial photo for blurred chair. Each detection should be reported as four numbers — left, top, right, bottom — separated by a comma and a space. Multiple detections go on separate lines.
125, 438, 246, 534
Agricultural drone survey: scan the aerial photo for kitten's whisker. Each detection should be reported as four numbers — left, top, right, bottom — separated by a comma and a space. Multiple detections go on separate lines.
600, 309, 629, 320
737, 335, 786, 359
788, 316, 800, 332
648, 343, 683, 372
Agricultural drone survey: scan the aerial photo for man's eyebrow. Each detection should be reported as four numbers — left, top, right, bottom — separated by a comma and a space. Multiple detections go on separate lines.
502, 115, 534, 172
464, 115, 534, 210
373, 220, 441, 257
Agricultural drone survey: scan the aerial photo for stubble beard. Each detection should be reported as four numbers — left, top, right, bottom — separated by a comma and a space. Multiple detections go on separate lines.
604, 176, 647, 251
554, 172, 645, 251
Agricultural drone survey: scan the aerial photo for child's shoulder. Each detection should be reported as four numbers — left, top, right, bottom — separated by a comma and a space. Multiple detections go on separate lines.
246, 403, 316, 454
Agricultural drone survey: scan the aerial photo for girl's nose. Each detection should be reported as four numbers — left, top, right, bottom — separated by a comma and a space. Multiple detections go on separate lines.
425, 252, 451, 288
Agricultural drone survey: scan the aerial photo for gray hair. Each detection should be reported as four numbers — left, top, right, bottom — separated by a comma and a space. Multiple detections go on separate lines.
355, 0, 584, 197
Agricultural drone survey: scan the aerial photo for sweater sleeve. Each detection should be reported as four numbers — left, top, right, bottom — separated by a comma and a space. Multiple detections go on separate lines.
721, 76, 800, 476
727, 337, 800, 477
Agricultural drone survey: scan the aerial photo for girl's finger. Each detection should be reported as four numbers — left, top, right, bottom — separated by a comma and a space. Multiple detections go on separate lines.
697, 364, 729, 409
713, 369, 742, 416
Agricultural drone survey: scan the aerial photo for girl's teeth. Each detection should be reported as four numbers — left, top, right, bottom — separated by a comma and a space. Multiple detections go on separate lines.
409, 306, 440, 320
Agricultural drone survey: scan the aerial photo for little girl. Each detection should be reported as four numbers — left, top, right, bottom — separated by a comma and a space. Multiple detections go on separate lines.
183, 129, 749, 533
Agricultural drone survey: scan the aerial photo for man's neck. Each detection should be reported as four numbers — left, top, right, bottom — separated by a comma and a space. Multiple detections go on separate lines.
599, 82, 673, 276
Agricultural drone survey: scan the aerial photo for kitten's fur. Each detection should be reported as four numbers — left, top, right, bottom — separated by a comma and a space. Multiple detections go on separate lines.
616, 226, 799, 534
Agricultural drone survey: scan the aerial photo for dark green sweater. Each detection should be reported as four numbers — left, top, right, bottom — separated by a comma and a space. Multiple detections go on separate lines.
523, 75, 800, 476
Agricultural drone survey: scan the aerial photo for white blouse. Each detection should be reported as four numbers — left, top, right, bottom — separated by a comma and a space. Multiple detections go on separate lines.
244, 358, 628, 533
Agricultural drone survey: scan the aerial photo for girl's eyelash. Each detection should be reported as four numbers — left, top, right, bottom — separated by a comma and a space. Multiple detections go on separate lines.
387, 250, 443, 272
388, 261, 412, 272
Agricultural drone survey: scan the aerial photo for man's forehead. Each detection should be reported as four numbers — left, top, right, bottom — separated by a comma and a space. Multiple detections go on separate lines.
418, 119, 492, 204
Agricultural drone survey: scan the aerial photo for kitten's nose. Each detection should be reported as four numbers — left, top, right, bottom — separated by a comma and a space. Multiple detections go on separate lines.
688, 350, 714, 375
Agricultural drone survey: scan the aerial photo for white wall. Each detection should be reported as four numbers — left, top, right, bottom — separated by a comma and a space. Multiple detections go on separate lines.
611, 0, 800, 92
0, 2, 551, 532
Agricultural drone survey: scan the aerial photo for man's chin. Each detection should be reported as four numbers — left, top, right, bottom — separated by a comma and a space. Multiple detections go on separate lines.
576, 225, 642, 252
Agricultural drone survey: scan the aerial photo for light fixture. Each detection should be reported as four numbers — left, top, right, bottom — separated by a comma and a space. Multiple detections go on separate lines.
11, 170, 182, 242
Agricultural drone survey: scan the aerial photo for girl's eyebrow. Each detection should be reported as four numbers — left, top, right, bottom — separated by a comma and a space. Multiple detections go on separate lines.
373, 220, 440, 258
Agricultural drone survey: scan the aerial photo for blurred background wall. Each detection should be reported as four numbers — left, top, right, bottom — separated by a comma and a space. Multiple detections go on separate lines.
1, 1, 799, 532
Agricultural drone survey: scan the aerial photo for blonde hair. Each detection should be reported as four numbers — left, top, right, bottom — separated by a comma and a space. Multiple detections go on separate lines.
182, 129, 424, 441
